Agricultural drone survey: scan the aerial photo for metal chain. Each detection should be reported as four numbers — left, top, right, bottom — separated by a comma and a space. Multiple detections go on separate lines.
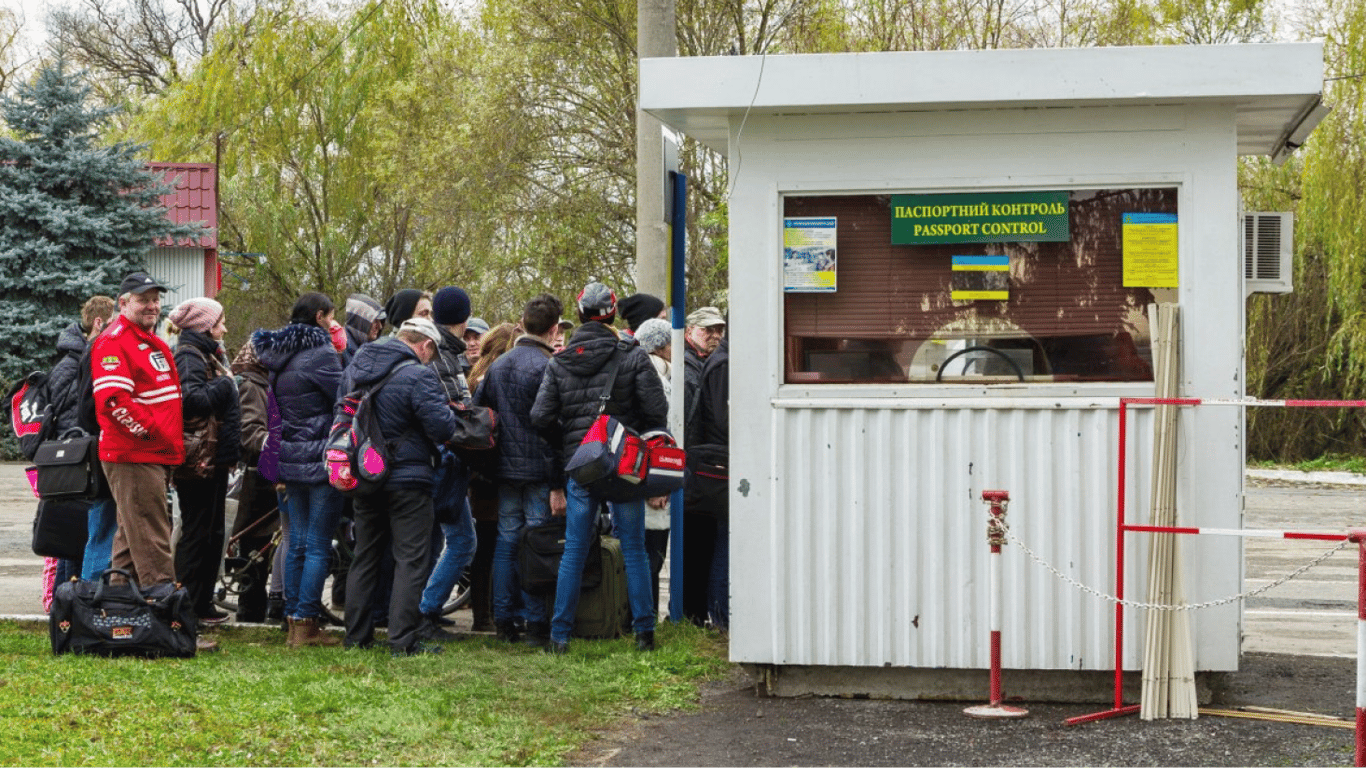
995, 517, 1351, 612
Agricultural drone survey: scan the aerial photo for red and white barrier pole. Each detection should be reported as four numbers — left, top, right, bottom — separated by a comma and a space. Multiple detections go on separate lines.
1350, 529, 1366, 767
965, 490, 1028, 719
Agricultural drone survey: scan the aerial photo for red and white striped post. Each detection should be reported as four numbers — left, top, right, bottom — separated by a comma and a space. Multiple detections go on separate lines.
965, 490, 1029, 719
1350, 529, 1366, 768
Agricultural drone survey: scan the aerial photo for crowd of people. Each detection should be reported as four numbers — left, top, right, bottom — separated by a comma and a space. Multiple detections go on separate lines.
35, 271, 731, 657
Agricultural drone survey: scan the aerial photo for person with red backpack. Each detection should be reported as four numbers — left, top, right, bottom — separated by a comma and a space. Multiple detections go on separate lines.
530, 282, 669, 654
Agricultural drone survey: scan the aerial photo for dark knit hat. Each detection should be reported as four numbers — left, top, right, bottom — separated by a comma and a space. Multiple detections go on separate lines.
383, 289, 424, 328
618, 293, 665, 332
432, 286, 472, 326
577, 282, 617, 323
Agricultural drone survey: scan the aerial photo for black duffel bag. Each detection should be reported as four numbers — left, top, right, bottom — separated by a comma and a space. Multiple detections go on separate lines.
50, 569, 197, 658
518, 517, 602, 597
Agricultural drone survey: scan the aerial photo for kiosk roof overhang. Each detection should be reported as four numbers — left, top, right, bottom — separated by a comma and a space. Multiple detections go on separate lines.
640, 44, 1326, 159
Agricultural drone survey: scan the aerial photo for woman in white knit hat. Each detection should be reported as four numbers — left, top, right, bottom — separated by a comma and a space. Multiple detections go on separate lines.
633, 317, 673, 616
167, 297, 241, 634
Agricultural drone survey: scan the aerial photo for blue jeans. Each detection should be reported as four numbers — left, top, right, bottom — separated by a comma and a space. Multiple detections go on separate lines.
81, 498, 117, 580
550, 478, 655, 643
418, 497, 477, 616
281, 482, 344, 620
492, 481, 552, 625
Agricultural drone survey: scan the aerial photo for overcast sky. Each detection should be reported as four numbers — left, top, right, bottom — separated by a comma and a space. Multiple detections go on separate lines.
9, 0, 59, 60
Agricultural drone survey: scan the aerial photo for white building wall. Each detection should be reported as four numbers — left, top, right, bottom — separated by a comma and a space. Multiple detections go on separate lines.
145, 247, 207, 302
727, 104, 1244, 671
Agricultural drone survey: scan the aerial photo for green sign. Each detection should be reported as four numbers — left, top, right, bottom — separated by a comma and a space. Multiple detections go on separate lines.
890, 192, 1070, 244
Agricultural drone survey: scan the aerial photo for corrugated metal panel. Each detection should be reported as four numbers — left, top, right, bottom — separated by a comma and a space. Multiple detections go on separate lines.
148, 162, 217, 248
746, 402, 1240, 671
145, 248, 207, 302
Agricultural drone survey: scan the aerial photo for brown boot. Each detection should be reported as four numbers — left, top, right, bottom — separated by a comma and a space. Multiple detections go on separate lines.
295, 617, 341, 647
285, 617, 300, 648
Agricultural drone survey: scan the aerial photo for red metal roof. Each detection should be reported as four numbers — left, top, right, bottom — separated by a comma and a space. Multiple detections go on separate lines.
148, 162, 217, 248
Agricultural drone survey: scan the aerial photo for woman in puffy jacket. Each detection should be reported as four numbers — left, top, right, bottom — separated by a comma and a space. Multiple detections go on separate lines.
251, 293, 344, 648
168, 297, 241, 626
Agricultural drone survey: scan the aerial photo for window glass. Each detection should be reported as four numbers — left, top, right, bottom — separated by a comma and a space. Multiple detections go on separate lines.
784, 189, 1172, 384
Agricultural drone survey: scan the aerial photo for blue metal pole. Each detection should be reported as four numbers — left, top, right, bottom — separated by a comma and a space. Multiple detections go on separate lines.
668, 169, 687, 623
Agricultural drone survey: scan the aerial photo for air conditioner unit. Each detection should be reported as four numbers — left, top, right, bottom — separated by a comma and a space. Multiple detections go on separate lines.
1243, 212, 1293, 295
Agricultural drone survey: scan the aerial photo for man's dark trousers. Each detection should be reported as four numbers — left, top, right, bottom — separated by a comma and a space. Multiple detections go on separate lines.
344, 487, 434, 653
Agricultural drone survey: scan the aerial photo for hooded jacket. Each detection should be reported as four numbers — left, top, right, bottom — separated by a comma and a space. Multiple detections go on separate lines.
175, 329, 242, 467
50, 321, 90, 434
251, 323, 343, 484
530, 321, 668, 467
338, 337, 458, 490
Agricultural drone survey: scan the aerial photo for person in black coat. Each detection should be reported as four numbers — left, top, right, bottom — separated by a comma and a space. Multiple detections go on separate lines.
474, 293, 565, 646
531, 282, 669, 653
695, 336, 730, 629
168, 298, 242, 627
414, 286, 478, 640
50, 296, 116, 583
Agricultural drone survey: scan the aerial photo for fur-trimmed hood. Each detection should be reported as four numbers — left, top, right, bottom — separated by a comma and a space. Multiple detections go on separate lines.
251, 323, 332, 373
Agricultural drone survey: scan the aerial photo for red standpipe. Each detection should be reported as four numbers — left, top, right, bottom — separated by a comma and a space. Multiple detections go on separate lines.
965, 490, 1028, 719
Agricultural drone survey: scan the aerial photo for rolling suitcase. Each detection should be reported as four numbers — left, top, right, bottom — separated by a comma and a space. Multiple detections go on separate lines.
573, 535, 630, 639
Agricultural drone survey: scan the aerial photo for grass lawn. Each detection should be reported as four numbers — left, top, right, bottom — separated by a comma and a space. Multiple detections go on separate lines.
0, 619, 731, 766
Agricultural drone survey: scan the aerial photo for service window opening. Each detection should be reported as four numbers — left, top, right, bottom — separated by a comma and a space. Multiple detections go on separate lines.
783, 188, 1176, 384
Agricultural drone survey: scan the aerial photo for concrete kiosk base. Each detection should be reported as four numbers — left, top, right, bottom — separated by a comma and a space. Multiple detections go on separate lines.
747, 664, 1223, 705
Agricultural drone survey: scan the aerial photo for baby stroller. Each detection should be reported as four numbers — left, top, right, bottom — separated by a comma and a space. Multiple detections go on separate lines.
215, 467, 282, 623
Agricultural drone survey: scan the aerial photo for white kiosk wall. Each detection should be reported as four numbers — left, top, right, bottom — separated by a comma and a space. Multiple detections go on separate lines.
642, 45, 1325, 676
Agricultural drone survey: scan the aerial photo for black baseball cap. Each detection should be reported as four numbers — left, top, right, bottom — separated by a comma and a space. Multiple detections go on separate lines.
119, 271, 170, 295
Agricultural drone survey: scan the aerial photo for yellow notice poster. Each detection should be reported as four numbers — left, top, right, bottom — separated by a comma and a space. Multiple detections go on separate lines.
1122, 212, 1178, 288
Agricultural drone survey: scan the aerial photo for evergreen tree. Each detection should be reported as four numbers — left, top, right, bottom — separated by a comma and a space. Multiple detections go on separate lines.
0, 59, 202, 387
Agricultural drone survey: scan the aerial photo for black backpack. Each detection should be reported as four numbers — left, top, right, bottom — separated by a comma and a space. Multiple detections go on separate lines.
7, 369, 69, 460
323, 361, 414, 496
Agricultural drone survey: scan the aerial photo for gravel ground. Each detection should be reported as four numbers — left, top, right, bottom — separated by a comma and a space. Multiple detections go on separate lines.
576, 652, 1358, 767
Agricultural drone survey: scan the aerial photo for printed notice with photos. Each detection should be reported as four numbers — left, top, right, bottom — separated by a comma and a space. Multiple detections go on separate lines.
784, 217, 837, 293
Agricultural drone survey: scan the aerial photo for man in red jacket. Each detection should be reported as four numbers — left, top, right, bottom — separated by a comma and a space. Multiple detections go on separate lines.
91, 272, 185, 589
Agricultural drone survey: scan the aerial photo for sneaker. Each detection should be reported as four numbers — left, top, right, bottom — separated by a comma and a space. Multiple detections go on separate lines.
392, 641, 445, 657
545, 640, 569, 655
418, 619, 461, 643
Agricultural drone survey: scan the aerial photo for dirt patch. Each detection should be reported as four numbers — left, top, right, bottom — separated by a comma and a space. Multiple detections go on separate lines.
574, 653, 1357, 767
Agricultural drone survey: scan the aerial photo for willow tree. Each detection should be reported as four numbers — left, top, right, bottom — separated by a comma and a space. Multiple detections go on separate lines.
128, 0, 445, 335
1241, 0, 1366, 460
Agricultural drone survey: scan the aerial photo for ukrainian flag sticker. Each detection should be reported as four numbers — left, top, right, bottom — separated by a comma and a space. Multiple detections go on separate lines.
951, 256, 1009, 300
